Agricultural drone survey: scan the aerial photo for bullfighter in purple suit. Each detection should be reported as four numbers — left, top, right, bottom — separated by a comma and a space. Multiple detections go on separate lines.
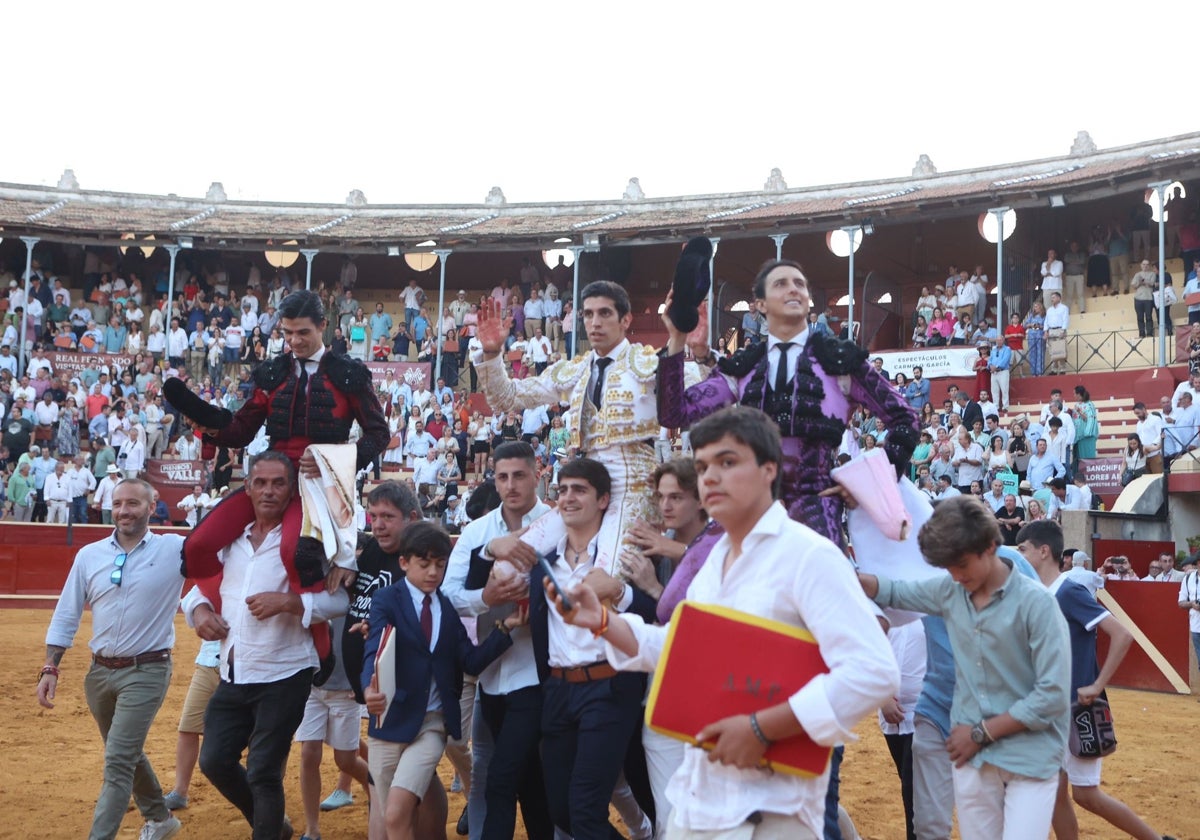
657, 258, 920, 547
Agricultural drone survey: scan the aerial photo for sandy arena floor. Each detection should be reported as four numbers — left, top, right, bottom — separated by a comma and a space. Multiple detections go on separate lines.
3, 610, 1195, 839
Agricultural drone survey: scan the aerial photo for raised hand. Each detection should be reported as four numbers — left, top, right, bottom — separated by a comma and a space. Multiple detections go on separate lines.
475, 297, 513, 356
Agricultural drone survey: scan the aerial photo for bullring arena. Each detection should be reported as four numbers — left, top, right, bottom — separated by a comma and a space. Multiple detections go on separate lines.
4, 127, 1200, 839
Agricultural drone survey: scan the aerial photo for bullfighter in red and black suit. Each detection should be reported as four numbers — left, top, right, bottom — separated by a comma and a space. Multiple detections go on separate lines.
175, 290, 390, 680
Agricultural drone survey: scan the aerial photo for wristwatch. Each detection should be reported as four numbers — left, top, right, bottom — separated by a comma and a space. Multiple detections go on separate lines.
969, 722, 993, 746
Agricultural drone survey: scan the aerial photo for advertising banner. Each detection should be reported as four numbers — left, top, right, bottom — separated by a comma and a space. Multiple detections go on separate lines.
874, 347, 978, 379
143, 459, 210, 516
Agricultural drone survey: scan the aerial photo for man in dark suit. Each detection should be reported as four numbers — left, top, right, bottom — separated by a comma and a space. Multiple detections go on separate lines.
956, 390, 983, 431
528, 458, 658, 840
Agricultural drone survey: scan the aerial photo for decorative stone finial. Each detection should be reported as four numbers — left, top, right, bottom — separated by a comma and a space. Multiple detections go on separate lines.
912, 154, 938, 176
346, 189, 368, 207
206, 182, 228, 202
485, 186, 506, 206
1070, 131, 1097, 156
623, 177, 644, 201
763, 168, 787, 192
57, 169, 79, 190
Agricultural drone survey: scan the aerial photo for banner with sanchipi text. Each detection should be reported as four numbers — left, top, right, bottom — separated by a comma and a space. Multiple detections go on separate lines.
1077, 457, 1124, 507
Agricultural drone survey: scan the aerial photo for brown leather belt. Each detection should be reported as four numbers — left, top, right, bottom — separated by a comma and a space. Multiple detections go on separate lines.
93, 648, 171, 669
549, 661, 617, 683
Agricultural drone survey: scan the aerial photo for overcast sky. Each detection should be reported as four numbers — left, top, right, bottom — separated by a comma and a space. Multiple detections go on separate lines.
7, 1, 1194, 206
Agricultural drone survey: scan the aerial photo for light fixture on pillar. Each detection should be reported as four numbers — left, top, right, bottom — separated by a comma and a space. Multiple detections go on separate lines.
387, 245, 401, 257
978, 208, 1017, 329
404, 252, 438, 272
862, 218, 876, 236
542, 248, 576, 269
119, 233, 158, 259
554, 237, 572, 244
178, 237, 193, 249
826, 225, 866, 344
1048, 194, 1067, 208
582, 233, 600, 250
264, 239, 300, 269
1147, 180, 1178, 366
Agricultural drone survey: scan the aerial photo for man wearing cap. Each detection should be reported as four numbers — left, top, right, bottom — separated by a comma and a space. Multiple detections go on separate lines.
94, 464, 123, 525
450, 290, 472, 329
37, 478, 186, 840
442, 493, 468, 533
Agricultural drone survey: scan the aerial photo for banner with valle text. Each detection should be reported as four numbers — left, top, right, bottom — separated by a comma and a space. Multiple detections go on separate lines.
873, 347, 978, 380
144, 459, 210, 518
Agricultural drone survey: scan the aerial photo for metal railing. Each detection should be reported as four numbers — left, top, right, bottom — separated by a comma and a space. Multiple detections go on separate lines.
1018, 328, 1177, 374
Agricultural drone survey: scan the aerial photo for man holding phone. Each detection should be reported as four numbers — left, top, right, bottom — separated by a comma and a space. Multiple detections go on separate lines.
527, 458, 659, 840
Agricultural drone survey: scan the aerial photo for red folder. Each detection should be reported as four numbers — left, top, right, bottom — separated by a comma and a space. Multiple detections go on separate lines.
646, 601, 833, 778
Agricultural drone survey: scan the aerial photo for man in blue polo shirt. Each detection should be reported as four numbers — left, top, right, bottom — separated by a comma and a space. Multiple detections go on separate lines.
1016, 519, 1174, 840
988, 335, 1012, 413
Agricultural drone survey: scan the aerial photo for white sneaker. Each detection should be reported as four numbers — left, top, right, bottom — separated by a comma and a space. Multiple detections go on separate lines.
139, 815, 182, 840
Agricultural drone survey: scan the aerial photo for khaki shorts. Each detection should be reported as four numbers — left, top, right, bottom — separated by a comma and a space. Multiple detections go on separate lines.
178, 664, 220, 734
295, 686, 364, 751
368, 712, 447, 797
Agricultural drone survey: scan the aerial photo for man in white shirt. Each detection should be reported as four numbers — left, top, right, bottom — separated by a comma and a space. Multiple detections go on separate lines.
108, 405, 132, 449
444, 441, 553, 840
1063, 551, 1104, 596
1177, 568, 1200, 669
529, 457, 664, 840
1164, 391, 1200, 461
549, 409, 897, 839
43, 460, 72, 524
1143, 552, 1184, 582
166, 318, 189, 369
1040, 249, 1064, 310
33, 390, 60, 428
520, 405, 549, 443
412, 449, 442, 501
184, 452, 349, 840
1171, 370, 1200, 410
1133, 401, 1165, 474
523, 289, 544, 339
983, 478, 1007, 513
1046, 477, 1088, 521
400, 279, 425, 331
1042, 292, 1071, 375
526, 326, 552, 374
404, 421, 437, 468
449, 290, 472, 329
67, 455, 97, 524
176, 485, 211, 527
174, 428, 201, 460
38, 478, 186, 840
93, 465, 122, 524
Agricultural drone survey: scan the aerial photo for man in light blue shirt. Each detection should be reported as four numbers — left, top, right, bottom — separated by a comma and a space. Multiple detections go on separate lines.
369, 303, 393, 343
988, 335, 1013, 412
38, 478, 186, 840
1026, 438, 1066, 490
862, 496, 1069, 840
1184, 264, 1200, 325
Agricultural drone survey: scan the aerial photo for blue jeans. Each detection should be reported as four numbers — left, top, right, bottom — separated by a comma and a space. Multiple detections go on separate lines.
72, 495, 90, 523
84, 659, 173, 840
1192, 632, 1200, 668
406, 307, 419, 330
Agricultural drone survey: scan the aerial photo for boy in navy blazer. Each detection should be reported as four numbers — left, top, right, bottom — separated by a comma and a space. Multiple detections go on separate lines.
363, 522, 526, 840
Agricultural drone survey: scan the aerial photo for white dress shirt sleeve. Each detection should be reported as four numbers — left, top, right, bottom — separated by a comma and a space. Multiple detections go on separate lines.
300, 587, 350, 628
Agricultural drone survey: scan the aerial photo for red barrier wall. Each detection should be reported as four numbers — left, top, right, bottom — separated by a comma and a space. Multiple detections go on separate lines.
0, 523, 189, 596
1098, 580, 1191, 694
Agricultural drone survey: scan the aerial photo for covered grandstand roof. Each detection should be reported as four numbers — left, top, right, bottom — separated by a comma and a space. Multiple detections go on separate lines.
2, 132, 1199, 254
